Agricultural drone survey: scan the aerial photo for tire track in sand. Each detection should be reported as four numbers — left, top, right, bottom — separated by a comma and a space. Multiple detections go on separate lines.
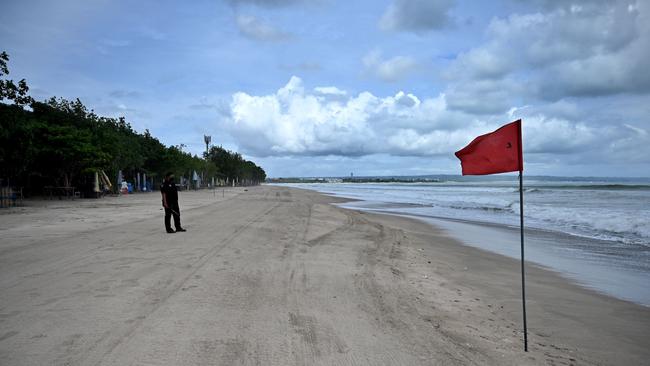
78, 192, 281, 366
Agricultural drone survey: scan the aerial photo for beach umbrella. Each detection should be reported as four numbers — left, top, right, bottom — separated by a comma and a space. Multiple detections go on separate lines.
117, 170, 123, 185
101, 170, 112, 190
93, 171, 100, 193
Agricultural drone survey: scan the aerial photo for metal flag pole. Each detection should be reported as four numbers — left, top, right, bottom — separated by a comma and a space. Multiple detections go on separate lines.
519, 170, 528, 352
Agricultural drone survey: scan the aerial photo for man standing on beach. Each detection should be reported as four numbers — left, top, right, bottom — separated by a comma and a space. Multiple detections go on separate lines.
161, 172, 186, 234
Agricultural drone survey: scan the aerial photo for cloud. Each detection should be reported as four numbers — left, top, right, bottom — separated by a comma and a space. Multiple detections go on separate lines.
225, 76, 461, 156
96, 102, 151, 121
445, 79, 521, 115
515, 108, 650, 165
313, 86, 348, 103
236, 14, 291, 42
220, 76, 650, 164
362, 50, 419, 82
116, 103, 136, 112
446, 0, 650, 101
313, 86, 347, 96
453, 3, 640, 76
624, 123, 648, 136
380, 0, 456, 32
523, 115, 597, 154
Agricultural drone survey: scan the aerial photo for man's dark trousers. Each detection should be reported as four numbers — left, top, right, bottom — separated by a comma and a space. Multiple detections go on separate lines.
164, 201, 181, 231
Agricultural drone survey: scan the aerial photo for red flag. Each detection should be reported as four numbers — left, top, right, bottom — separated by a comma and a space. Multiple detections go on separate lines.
455, 120, 523, 175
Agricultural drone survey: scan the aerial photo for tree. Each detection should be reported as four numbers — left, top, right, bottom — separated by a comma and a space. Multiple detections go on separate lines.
0, 104, 37, 183
1, 51, 266, 194
206, 146, 266, 184
0, 51, 33, 106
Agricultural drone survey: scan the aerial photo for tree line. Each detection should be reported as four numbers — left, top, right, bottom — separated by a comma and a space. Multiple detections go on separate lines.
0, 51, 266, 196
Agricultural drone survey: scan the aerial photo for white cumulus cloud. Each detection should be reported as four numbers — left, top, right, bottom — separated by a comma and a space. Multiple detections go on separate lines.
313, 86, 347, 96
226, 76, 468, 156
220, 77, 650, 165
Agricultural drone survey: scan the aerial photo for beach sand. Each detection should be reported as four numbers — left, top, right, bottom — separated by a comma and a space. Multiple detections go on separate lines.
0, 185, 648, 365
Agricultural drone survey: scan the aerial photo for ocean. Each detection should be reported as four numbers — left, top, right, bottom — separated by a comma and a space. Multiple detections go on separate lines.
275, 175, 650, 306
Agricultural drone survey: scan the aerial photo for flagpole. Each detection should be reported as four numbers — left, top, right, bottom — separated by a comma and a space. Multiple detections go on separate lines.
519, 170, 528, 352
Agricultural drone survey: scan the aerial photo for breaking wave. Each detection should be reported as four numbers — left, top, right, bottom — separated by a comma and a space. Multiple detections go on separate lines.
280, 180, 650, 247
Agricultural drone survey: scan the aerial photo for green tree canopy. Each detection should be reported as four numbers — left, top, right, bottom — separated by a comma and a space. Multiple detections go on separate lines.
206, 146, 266, 183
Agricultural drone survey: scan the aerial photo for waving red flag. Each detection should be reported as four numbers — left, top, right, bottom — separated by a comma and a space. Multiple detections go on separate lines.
455, 120, 523, 175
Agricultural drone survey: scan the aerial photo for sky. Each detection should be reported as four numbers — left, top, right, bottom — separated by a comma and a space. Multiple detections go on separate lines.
1, 0, 649, 178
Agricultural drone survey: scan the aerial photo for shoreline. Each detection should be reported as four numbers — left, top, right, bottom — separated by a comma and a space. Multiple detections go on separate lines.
1, 186, 648, 365
353, 207, 650, 364
355, 208, 650, 307
283, 185, 650, 307
272, 181, 650, 247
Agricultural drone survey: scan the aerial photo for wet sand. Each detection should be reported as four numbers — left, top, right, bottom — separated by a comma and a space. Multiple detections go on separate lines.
0, 186, 648, 365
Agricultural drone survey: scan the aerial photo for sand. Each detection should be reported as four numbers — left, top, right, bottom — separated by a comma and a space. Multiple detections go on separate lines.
0, 185, 648, 365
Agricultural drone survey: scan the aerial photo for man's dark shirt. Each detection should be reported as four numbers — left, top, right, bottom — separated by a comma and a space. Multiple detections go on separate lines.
160, 180, 178, 204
